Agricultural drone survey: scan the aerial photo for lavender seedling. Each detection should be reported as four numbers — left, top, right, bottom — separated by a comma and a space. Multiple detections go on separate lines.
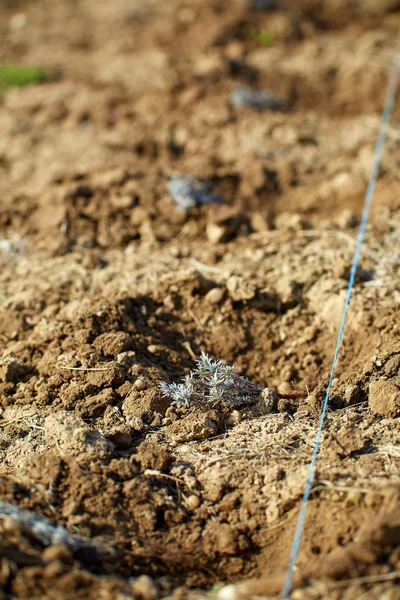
167, 174, 224, 212
0, 501, 92, 554
160, 352, 268, 408
230, 87, 287, 111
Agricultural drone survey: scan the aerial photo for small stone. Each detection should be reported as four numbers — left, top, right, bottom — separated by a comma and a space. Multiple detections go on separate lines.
10, 13, 27, 30
277, 381, 293, 396
369, 379, 400, 417
186, 495, 201, 510
194, 53, 224, 79
205, 287, 224, 304
134, 377, 147, 391
163, 295, 176, 310
258, 388, 279, 414
206, 222, 227, 244
250, 212, 270, 232
147, 345, 158, 354
2, 517, 21, 533
225, 410, 242, 427
130, 575, 158, 600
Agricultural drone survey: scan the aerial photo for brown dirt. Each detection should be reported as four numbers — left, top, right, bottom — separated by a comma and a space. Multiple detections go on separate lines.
1, 1, 400, 599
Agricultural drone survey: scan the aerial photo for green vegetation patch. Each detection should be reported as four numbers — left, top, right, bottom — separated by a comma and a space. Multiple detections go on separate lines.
243, 24, 274, 45
0, 65, 49, 92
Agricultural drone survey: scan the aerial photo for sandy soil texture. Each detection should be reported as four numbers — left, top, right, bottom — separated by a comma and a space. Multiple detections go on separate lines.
0, 1, 400, 599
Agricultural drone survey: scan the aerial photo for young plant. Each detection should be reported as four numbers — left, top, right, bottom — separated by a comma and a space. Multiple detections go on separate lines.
160, 352, 263, 408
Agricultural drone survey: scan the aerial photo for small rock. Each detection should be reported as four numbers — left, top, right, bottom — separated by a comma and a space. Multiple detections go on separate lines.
251, 212, 270, 232
206, 222, 227, 244
134, 377, 147, 391
163, 295, 176, 310
186, 495, 201, 510
225, 410, 242, 427
194, 53, 224, 79
147, 345, 158, 354
205, 287, 224, 304
258, 388, 279, 414
369, 379, 400, 417
130, 575, 158, 600
277, 381, 293, 396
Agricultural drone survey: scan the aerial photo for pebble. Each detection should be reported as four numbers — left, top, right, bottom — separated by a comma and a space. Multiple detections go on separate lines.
186, 495, 201, 510
163, 294, 176, 310
277, 381, 292, 395
225, 410, 242, 427
134, 377, 147, 391
130, 575, 158, 600
205, 287, 224, 304
147, 345, 158, 354
206, 222, 227, 244
259, 388, 279, 414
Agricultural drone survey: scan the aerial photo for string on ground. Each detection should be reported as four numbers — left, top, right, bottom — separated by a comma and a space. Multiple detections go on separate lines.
281, 28, 400, 600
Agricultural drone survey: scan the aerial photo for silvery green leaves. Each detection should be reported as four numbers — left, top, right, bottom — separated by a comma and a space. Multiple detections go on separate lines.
159, 352, 262, 408
0, 501, 91, 554
167, 174, 224, 212
230, 87, 287, 111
